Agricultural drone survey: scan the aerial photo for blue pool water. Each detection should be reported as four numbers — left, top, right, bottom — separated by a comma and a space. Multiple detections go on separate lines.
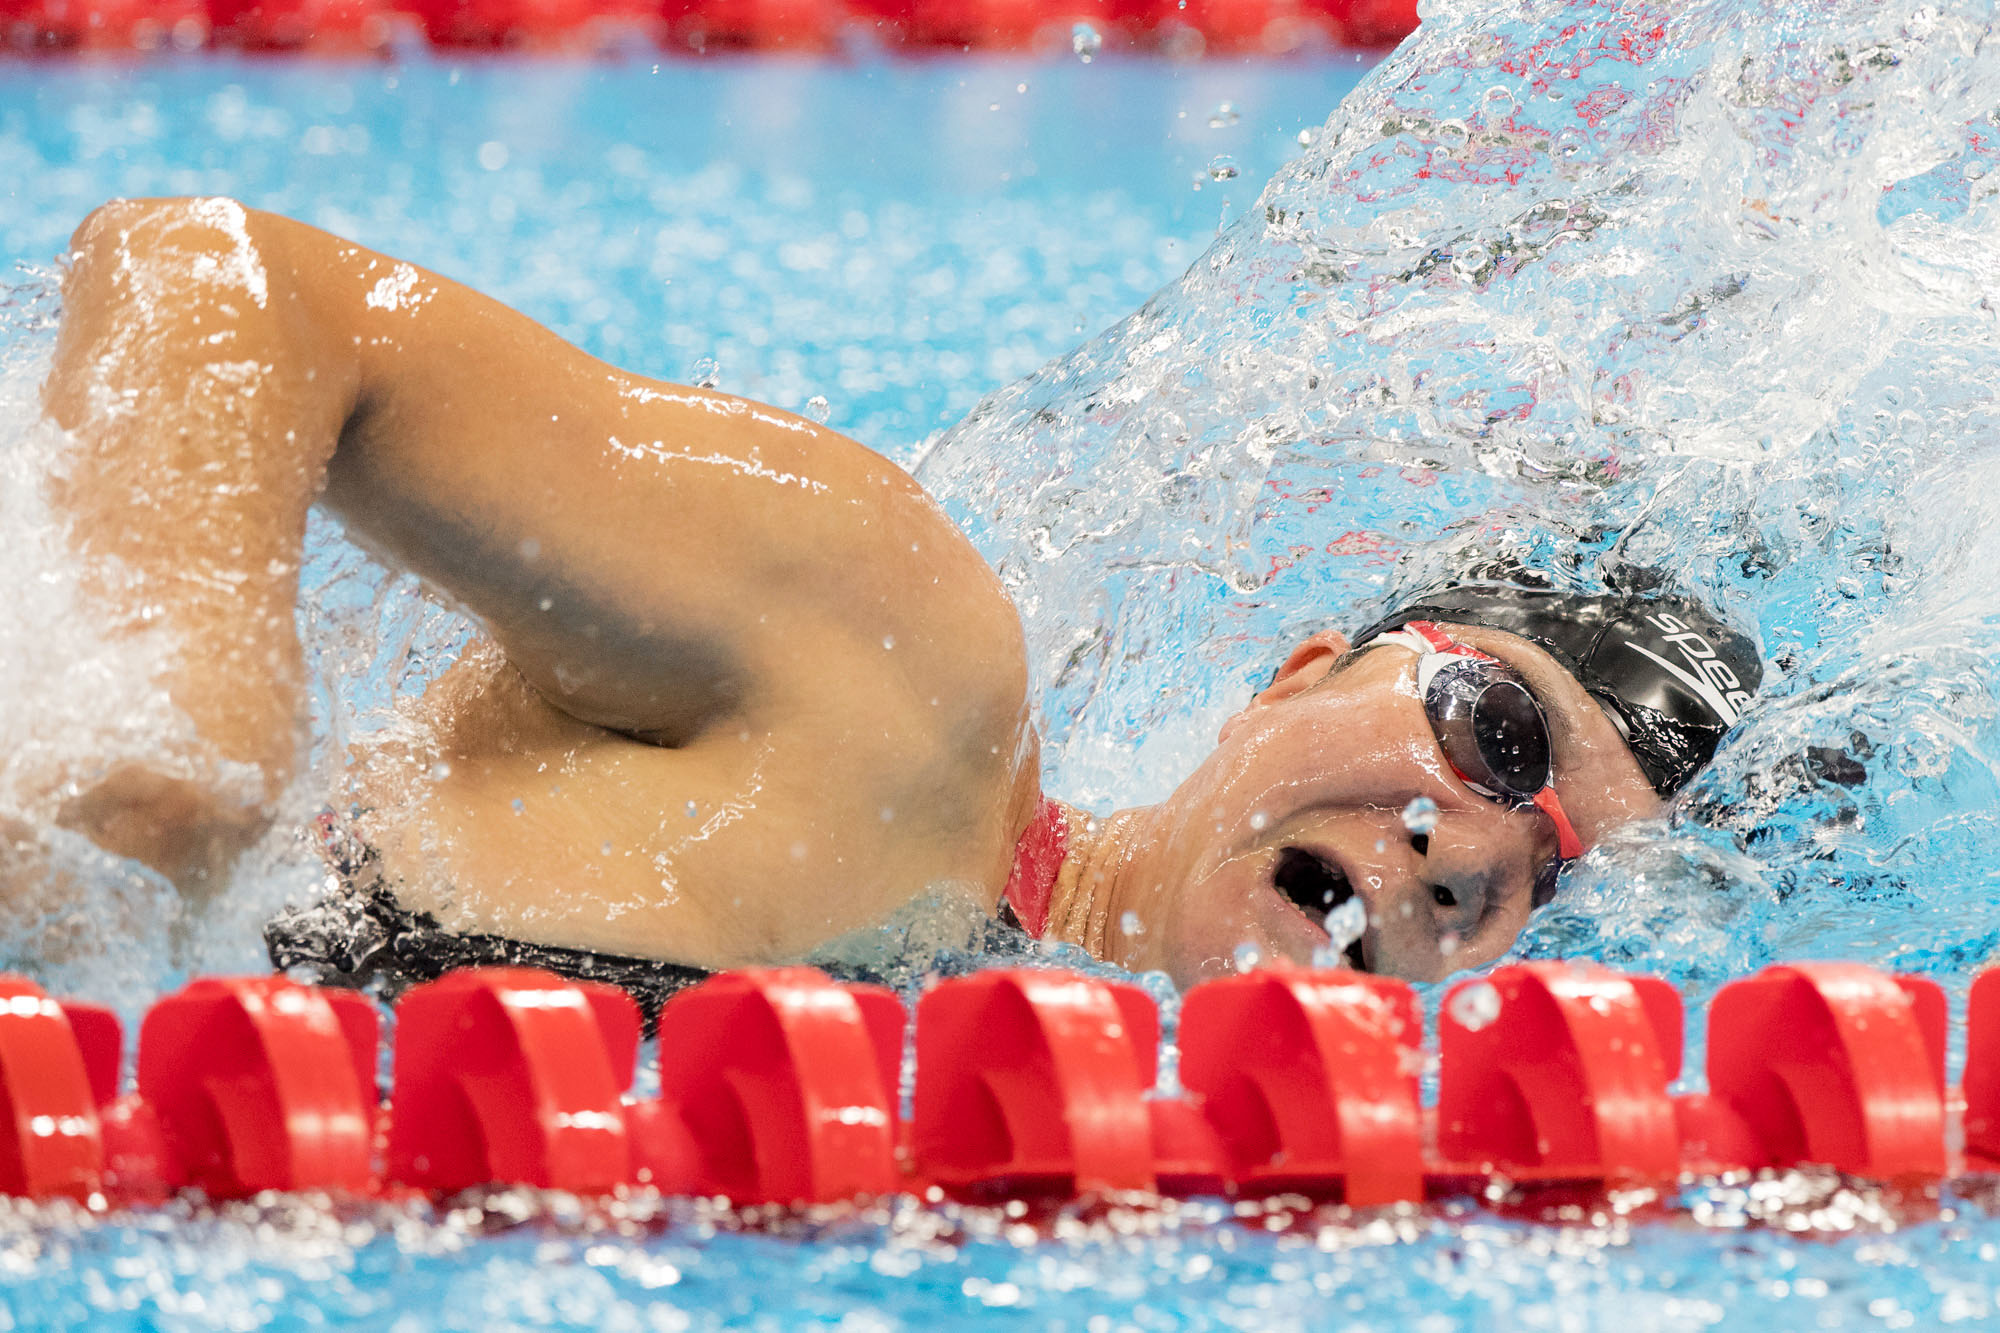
6, 1, 2000, 1327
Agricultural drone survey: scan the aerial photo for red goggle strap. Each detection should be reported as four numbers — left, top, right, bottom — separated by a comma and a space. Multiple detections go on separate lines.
1533, 787, 1585, 860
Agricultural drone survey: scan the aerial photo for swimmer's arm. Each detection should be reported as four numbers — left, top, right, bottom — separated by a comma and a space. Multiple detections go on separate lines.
44, 198, 360, 888
44, 198, 1030, 890
266, 206, 1024, 753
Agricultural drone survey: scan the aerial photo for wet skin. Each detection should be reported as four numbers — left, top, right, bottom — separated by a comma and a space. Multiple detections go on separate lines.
33, 196, 1658, 987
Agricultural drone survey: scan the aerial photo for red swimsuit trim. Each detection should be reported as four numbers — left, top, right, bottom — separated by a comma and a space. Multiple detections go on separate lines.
1002, 796, 1069, 939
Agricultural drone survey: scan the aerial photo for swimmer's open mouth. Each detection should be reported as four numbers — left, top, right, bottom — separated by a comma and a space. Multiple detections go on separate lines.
1272, 846, 1367, 971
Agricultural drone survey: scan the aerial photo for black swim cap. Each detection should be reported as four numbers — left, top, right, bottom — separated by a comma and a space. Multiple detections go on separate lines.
1354, 578, 1762, 797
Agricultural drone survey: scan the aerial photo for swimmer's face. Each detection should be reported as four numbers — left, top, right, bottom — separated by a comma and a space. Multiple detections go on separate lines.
1104, 624, 1661, 986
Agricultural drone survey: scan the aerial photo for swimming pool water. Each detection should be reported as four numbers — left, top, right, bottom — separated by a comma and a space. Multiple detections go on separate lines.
7, 2, 2000, 1328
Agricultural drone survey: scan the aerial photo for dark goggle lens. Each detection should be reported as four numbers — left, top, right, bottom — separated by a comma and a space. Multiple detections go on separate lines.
1423, 663, 1553, 800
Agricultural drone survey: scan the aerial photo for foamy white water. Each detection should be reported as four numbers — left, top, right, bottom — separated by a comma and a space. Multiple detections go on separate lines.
918, 0, 2000, 1010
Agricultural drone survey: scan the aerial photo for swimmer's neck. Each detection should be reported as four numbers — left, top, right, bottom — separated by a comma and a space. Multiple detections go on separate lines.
1044, 801, 1160, 963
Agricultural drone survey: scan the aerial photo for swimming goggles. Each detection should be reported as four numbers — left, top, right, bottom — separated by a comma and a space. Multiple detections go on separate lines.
1373, 620, 1584, 861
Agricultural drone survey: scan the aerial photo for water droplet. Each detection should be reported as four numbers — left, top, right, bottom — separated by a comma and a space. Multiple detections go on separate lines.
685, 800, 699, 817
879, 806, 895, 823
1402, 796, 1439, 835
1070, 21, 1101, 60
476, 140, 508, 171
1208, 101, 1240, 128
689, 357, 720, 388
882, 635, 896, 651
1248, 810, 1270, 831
600, 840, 613, 855
511, 797, 525, 814
1296, 128, 1315, 147
537, 596, 554, 612
1206, 155, 1240, 181
790, 841, 808, 861
518, 537, 540, 561
427, 761, 452, 781
1323, 897, 1367, 952
804, 394, 831, 423
1438, 931, 1461, 956
1121, 910, 1145, 937
1232, 941, 1262, 972
1448, 980, 1502, 1031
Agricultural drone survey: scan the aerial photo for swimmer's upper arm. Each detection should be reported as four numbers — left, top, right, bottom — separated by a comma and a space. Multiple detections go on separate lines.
261, 209, 1027, 755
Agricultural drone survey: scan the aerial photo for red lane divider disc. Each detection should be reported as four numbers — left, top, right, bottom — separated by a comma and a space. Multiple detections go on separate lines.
137, 976, 376, 1199
1965, 969, 2000, 1171
387, 968, 636, 1193
913, 970, 1157, 1196
640, 967, 902, 1203
1178, 968, 1423, 1205
1707, 963, 1947, 1179
0, 978, 103, 1201
1436, 964, 1682, 1186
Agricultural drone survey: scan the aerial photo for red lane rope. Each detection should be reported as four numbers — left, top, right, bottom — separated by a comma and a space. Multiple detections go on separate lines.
0, 957, 1988, 1209
0, 0, 1417, 56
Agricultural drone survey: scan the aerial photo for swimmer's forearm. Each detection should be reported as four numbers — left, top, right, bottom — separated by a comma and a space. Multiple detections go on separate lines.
42, 198, 360, 885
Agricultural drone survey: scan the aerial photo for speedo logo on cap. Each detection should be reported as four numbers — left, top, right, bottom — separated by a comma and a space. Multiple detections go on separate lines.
1621, 613, 1755, 725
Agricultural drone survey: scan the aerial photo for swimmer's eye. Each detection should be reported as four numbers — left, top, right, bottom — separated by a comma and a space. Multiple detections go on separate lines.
1273, 846, 1351, 914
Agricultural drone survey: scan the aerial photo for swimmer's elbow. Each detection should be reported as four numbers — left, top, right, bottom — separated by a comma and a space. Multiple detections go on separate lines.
67, 196, 265, 276
53, 762, 281, 900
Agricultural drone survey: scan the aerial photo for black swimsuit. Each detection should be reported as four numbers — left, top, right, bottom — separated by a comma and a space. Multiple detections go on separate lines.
263, 818, 716, 1025
266, 812, 1040, 1024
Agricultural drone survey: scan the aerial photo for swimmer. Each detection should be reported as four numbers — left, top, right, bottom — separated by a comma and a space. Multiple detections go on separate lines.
23, 197, 1761, 1005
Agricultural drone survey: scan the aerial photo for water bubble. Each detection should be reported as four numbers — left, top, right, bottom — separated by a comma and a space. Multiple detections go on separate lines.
689, 357, 720, 389
1070, 21, 1101, 60
685, 800, 699, 817
882, 635, 896, 651
1402, 796, 1439, 835
1296, 128, 1315, 148
511, 797, 525, 814
1249, 810, 1270, 831
1448, 980, 1502, 1031
1121, 910, 1145, 937
1206, 155, 1240, 181
1232, 941, 1262, 971
476, 140, 508, 171
1323, 896, 1367, 952
427, 761, 452, 781
879, 806, 895, 823
804, 394, 831, 424
1208, 101, 1240, 128
790, 842, 808, 861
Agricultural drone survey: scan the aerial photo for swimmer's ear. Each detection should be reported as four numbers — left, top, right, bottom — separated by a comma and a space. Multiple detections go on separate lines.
1218, 629, 1352, 743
